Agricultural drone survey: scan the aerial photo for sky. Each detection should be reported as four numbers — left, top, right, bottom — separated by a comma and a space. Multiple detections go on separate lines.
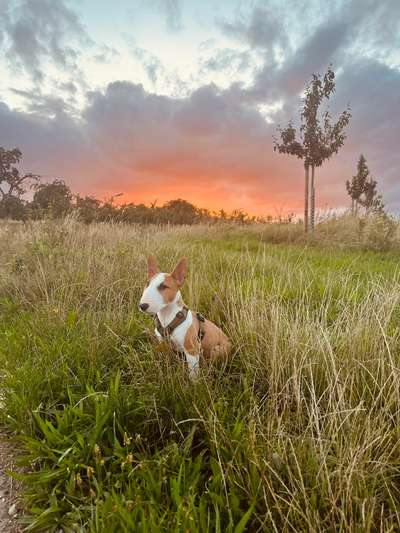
1, 0, 399, 215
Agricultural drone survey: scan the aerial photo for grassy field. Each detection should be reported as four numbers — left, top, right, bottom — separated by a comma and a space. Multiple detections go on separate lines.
0, 218, 400, 532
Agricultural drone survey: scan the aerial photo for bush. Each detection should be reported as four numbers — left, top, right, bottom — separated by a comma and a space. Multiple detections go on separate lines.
31, 180, 73, 218
0, 195, 27, 220
362, 213, 398, 251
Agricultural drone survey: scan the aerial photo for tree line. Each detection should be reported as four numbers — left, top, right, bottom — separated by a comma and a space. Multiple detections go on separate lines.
0, 149, 292, 225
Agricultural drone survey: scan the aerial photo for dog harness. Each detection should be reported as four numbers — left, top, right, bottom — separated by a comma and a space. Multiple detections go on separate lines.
155, 306, 206, 342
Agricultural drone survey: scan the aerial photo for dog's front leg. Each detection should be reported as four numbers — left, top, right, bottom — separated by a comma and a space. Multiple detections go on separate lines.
184, 352, 199, 380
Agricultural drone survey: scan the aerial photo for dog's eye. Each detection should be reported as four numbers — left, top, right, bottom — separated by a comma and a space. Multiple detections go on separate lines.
158, 282, 168, 291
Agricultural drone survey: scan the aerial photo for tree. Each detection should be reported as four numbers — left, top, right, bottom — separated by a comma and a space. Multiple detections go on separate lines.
274, 66, 351, 232
31, 179, 72, 218
76, 195, 101, 223
346, 154, 369, 214
0, 147, 39, 219
161, 199, 199, 225
0, 147, 39, 199
362, 177, 384, 213
346, 155, 384, 215
302, 68, 351, 231
274, 122, 307, 230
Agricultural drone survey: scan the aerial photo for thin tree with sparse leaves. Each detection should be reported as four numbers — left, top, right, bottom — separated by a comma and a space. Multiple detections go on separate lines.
274, 66, 351, 232
274, 123, 309, 231
346, 154, 369, 214
347, 155, 384, 214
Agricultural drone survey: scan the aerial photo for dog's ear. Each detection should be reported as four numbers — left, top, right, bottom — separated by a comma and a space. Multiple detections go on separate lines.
171, 257, 188, 286
147, 255, 159, 279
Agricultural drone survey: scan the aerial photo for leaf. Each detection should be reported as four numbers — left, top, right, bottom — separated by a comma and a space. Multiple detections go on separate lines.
233, 503, 256, 533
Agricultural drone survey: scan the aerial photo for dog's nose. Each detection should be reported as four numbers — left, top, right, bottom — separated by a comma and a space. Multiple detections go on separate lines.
139, 303, 149, 312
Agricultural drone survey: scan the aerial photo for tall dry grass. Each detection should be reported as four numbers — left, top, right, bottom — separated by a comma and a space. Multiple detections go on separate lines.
0, 217, 399, 531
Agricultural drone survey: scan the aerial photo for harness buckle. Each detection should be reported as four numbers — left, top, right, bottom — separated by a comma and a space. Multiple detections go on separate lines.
197, 313, 205, 322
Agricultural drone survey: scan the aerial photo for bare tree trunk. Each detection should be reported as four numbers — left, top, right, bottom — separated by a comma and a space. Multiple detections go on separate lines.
304, 163, 309, 233
351, 198, 354, 214
310, 165, 315, 232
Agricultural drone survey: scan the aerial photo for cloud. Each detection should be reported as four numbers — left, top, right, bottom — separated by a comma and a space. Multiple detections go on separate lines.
132, 46, 167, 86
0, 99, 90, 183
131, 44, 190, 96
9, 87, 77, 117
0, 0, 91, 83
57, 81, 78, 95
93, 44, 120, 64
250, 14, 352, 104
219, 3, 288, 52
221, 0, 400, 106
199, 48, 254, 77
154, 0, 183, 32
0, 1, 10, 47
328, 59, 400, 208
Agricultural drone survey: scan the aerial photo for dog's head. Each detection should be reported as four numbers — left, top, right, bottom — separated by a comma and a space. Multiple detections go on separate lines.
139, 256, 188, 314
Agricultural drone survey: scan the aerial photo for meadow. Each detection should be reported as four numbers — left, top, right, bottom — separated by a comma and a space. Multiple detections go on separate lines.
0, 217, 399, 532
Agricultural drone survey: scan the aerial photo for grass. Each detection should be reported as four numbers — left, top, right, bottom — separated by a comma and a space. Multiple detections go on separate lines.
0, 217, 400, 531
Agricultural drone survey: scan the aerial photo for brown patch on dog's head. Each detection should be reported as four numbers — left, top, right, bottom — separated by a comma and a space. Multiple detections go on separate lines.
157, 274, 179, 304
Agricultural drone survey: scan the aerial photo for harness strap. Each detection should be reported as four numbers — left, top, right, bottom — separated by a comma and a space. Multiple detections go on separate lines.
196, 312, 206, 342
156, 306, 189, 339
155, 307, 206, 344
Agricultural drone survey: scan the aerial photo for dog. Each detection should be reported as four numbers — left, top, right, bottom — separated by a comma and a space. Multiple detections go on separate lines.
139, 256, 231, 378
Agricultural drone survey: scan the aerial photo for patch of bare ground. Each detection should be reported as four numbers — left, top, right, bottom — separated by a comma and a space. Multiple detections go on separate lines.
0, 430, 23, 532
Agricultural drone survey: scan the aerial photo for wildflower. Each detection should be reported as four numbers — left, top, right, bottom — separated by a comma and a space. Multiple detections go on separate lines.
87, 466, 94, 479
76, 472, 82, 487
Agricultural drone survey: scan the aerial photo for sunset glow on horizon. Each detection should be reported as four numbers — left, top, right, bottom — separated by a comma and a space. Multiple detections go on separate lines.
111, 185, 286, 217
1, 0, 400, 214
